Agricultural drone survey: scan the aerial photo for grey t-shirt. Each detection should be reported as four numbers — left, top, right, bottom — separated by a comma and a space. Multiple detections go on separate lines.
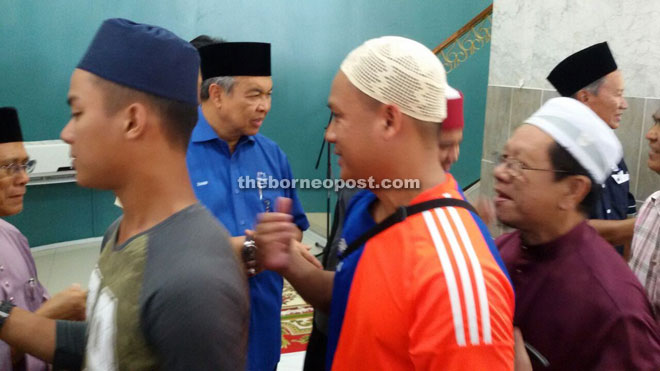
54, 203, 249, 370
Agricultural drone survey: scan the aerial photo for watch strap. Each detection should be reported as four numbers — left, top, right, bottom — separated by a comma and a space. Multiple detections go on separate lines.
0, 300, 15, 331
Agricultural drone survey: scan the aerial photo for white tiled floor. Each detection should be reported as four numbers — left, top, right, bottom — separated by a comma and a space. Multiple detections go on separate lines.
277, 351, 306, 371
31, 238, 101, 293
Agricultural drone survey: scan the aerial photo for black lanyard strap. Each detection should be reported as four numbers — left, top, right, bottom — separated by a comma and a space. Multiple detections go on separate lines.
341, 198, 477, 260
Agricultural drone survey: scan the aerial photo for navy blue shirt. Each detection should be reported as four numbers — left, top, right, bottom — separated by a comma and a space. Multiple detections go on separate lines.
327, 190, 376, 370
590, 159, 636, 220
590, 159, 636, 254
187, 108, 309, 371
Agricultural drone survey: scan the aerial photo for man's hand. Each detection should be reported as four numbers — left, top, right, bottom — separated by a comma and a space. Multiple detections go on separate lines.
35, 284, 86, 321
514, 327, 533, 371
8, 284, 85, 365
475, 197, 496, 227
587, 218, 636, 248
295, 241, 323, 270
242, 224, 313, 278
254, 198, 299, 272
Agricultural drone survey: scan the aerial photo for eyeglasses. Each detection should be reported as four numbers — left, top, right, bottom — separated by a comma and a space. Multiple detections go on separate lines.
0, 160, 36, 176
495, 153, 571, 178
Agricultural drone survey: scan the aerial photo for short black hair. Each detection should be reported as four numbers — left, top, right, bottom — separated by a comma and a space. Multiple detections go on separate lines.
548, 142, 601, 215
93, 76, 197, 151
189, 35, 225, 49
652, 108, 660, 124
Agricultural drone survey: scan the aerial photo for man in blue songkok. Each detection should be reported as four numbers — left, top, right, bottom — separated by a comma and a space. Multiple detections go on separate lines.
0, 18, 249, 370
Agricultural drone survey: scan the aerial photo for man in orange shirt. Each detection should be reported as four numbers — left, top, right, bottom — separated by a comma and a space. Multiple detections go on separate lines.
256, 36, 515, 370
303, 83, 467, 370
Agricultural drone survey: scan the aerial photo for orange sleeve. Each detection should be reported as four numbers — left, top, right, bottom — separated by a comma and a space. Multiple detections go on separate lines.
408, 210, 514, 370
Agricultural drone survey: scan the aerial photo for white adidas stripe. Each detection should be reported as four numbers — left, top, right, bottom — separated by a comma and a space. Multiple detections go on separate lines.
434, 207, 480, 345
442, 192, 493, 344
422, 211, 466, 346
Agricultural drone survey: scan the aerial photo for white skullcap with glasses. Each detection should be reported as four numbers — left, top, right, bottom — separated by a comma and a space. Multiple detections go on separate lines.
340, 36, 447, 123
524, 97, 622, 184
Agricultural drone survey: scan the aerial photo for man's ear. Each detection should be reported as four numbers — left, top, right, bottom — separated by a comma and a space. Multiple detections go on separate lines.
558, 174, 591, 211
382, 104, 403, 139
575, 89, 590, 103
123, 102, 149, 140
209, 83, 224, 108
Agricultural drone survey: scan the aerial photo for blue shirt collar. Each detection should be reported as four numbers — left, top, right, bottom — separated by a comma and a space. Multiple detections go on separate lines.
191, 106, 256, 144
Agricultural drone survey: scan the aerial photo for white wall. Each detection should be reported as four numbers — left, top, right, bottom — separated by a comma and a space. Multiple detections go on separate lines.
489, 0, 660, 98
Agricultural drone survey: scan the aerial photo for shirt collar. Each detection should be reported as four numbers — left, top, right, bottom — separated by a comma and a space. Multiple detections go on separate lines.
191, 106, 256, 144
408, 173, 458, 204
651, 191, 660, 215
521, 220, 589, 261
652, 191, 660, 203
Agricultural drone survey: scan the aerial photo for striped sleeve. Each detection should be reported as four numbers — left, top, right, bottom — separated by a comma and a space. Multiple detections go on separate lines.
408, 203, 514, 370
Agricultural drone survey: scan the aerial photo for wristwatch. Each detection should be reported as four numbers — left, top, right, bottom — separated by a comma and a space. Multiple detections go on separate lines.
242, 238, 258, 276
0, 300, 15, 331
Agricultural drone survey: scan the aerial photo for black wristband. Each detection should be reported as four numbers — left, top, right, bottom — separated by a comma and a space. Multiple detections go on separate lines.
0, 300, 15, 331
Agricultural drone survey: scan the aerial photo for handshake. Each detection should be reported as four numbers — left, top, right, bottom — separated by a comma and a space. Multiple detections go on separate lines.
240, 197, 322, 277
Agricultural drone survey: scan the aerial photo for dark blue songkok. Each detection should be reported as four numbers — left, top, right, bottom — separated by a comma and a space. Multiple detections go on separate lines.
77, 18, 199, 105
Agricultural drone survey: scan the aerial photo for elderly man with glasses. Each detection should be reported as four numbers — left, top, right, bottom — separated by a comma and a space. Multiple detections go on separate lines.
0, 107, 86, 371
493, 98, 660, 370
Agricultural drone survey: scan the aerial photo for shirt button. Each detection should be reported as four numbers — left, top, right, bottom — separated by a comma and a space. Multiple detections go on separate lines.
515, 268, 523, 274
521, 246, 528, 250
4, 281, 8, 288
8, 297, 13, 303
602, 184, 606, 189
0, 265, 4, 272
606, 209, 612, 214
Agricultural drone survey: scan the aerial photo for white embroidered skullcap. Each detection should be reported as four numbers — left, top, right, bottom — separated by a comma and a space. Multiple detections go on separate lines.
525, 97, 622, 184
445, 84, 460, 100
340, 36, 447, 123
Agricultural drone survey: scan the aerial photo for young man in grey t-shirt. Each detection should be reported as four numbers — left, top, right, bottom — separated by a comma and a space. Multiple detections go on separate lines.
0, 18, 248, 370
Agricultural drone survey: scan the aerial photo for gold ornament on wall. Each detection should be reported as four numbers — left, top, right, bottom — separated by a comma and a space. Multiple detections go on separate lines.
434, 5, 492, 74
